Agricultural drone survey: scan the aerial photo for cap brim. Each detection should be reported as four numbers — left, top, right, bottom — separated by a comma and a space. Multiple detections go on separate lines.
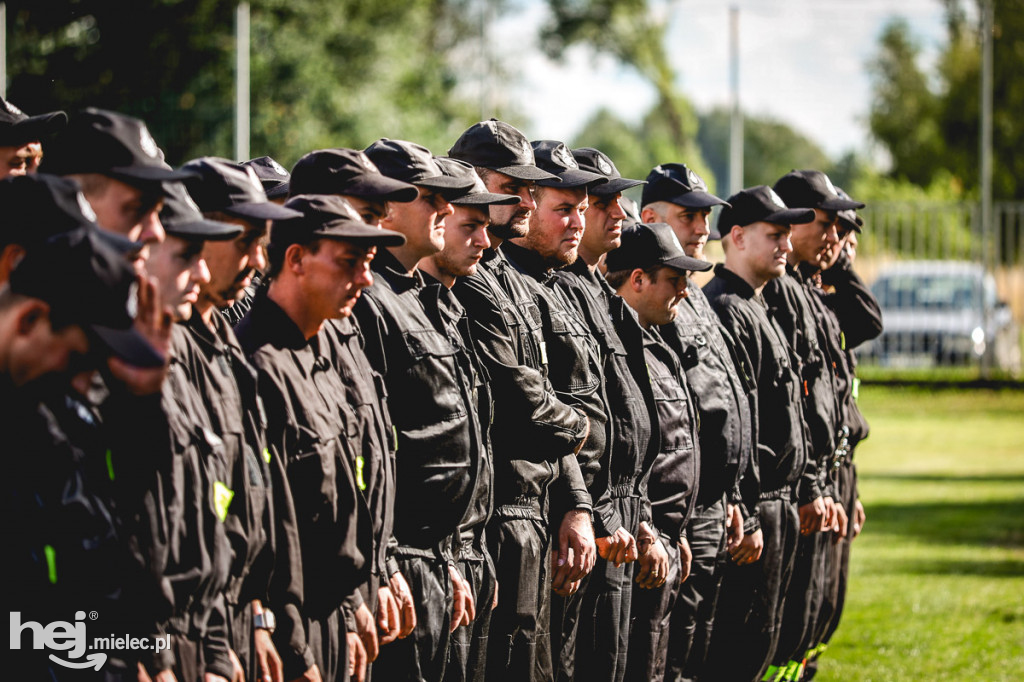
537, 168, 608, 189
313, 222, 407, 247
764, 207, 817, 226
95, 229, 144, 255
263, 182, 290, 200
110, 165, 199, 184
226, 201, 303, 221
668, 190, 731, 209
452, 191, 520, 206
4, 111, 67, 143
591, 177, 645, 196
342, 176, 419, 202
837, 211, 862, 233
165, 219, 244, 241
819, 197, 865, 211
91, 326, 166, 368
491, 164, 560, 182
663, 254, 713, 273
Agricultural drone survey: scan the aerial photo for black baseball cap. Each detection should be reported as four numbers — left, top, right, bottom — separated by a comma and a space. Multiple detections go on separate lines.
242, 156, 291, 200
39, 108, 195, 188
160, 182, 244, 241
0, 97, 67, 147
605, 222, 712, 274
531, 141, 608, 189
773, 170, 865, 212
642, 163, 729, 210
269, 194, 406, 249
434, 157, 519, 206
0, 173, 105, 248
448, 119, 559, 182
364, 138, 475, 199
181, 157, 302, 221
290, 148, 418, 202
572, 147, 645, 196
10, 227, 164, 367
717, 185, 816, 236
834, 187, 863, 233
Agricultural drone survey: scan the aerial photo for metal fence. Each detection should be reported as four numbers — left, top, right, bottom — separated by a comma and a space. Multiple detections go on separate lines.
852, 201, 1024, 378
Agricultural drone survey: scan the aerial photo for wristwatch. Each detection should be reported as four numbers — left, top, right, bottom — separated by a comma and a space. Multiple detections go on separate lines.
253, 608, 276, 633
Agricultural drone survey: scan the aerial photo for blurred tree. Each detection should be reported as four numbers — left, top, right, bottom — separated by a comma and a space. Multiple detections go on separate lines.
867, 0, 1024, 200
5, 0, 494, 167
540, 0, 709, 175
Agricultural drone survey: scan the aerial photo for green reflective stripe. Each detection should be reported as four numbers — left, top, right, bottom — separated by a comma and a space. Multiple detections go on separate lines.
761, 665, 780, 682
262, 447, 271, 464
783, 660, 801, 681
852, 376, 861, 401
44, 544, 57, 584
392, 425, 399, 452
840, 330, 847, 351
105, 449, 115, 481
355, 456, 367, 492
213, 481, 234, 522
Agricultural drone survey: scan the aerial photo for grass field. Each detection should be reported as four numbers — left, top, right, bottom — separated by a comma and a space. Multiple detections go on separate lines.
817, 385, 1024, 681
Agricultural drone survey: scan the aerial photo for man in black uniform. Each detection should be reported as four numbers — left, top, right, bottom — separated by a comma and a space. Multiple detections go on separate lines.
175, 157, 304, 682
0, 96, 65, 179
603, 222, 710, 682
419, 155, 520, 682
764, 171, 864, 682
448, 120, 594, 682
235, 195, 404, 682
550, 146, 654, 682
352, 137, 483, 682
639, 163, 755, 682
701, 186, 814, 682
285, 147, 425, 658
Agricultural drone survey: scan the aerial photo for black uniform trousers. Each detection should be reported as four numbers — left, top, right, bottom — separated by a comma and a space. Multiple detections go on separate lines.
704, 497, 800, 682
624, 537, 682, 682
666, 495, 729, 682
446, 540, 497, 682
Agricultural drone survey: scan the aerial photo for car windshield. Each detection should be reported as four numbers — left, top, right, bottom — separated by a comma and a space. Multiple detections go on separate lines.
874, 273, 980, 311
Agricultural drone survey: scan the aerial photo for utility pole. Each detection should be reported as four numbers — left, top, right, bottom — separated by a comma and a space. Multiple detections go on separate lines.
979, 0, 994, 378
728, 6, 743, 196
235, 2, 250, 162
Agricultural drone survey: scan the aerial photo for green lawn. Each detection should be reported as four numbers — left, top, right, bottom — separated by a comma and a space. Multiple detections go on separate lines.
817, 386, 1024, 681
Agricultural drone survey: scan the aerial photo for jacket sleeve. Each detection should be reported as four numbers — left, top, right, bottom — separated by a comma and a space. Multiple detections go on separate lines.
820, 252, 883, 349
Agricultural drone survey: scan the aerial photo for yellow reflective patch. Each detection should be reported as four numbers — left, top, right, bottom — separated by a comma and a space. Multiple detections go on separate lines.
213, 481, 234, 522
262, 447, 271, 464
356, 456, 366, 492
44, 544, 57, 584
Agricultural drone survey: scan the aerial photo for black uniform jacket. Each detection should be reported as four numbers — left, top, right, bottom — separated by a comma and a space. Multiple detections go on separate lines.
704, 265, 810, 511
554, 259, 656, 537
353, 248, 485, 559
452, 246, 590, 521
236, 289, 370, 678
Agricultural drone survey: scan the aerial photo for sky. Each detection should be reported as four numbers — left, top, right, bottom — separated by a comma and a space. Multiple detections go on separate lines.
482, 0, 952, 164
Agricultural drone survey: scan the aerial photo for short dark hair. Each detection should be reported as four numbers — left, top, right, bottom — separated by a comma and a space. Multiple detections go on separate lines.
265, 237, 322, 279
605, 264, 662, 290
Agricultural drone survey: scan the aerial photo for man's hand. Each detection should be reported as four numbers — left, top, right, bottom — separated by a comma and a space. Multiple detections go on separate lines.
678, 537, 693, 584
492, 579, 499, 610
108, 275, 170, 396
286, 665, 322, 682
799, 496, 826, 535
551, 509, 596, 594
353, 602, 379, 663
852, 499, 866, 539
634, 521, 669, 590
728, 529, 763, 565
377, 585, 401, 645
346, 632, 367, 682
822, 496, 838, 531
149, 668, 176, 682
253, 626, 283, 682
449, 564, 476, 631
595, 526, 638, 567
226, 649, 246, 682
726, 504, 745, 551
389, 571, 417, 638
833, 502, 849, 544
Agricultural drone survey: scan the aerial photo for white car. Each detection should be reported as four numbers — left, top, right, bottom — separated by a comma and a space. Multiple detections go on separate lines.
862, 261, 1021, 372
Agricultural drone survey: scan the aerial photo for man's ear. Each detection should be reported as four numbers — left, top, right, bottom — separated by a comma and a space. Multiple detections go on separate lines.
285, 243, 306, 274
0, 243, 26, 283
629, 268, 646, 293
730, 225, 745, 250
640, 207, 658, 224
15, 298, 50, 337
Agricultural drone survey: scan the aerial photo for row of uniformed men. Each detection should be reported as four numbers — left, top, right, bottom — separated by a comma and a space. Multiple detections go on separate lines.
1, 99, 878, 682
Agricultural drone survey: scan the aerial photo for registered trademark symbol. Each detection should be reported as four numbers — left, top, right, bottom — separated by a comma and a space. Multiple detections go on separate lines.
89, 611, 99, 620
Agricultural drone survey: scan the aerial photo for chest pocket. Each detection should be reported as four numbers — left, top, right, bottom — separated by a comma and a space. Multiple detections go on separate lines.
399, 328, 467, 429
650, 371, 694, 454
285, 426, 338, 525
547, 307, 601, 395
